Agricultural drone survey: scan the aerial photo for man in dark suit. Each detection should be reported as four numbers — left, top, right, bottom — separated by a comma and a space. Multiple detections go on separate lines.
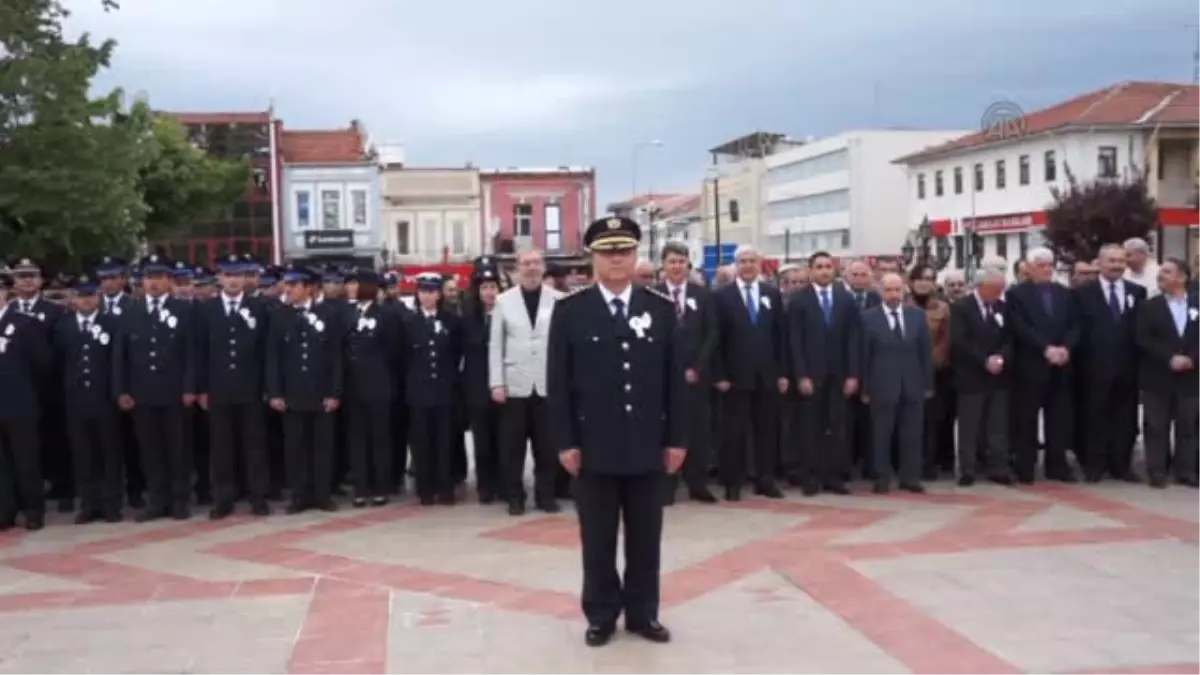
1075, 244, 1146, 483
96, 256, 145, 509
380, 270, 412, 494
1006, 248, 1080, 483
713, 245, 788, 501
860, 273, 933, 494
547, 216, 686, 647
1135, 258, 1199, 488
112, 253, 198, 522
56, 275, 124, 523
842, 260, 881, 479
195, 254, 272, 518
0, 273, 52, 530
656, 242, 719, 504
949, 266, 1014, 486
787, 251, 861, 496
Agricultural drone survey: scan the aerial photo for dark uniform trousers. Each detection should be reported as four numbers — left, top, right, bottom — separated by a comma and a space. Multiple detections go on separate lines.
410, 405, 453, 499
671, 384, 713, 493
800, 378, 850, 486
500, 395, 554, 504
192, 409, 212, 502
390, 399, 409, 492
68, 412, 122, 514
134, 406, 190, 511
283, 410, 336, 505
1143, 391, 1199, 479
721, 387, 780, 487
347, 401, 393, 499
0, 417, 41, 520
267, 408, 286, 496
210, 404, 268, 504
469, 402, 503, 499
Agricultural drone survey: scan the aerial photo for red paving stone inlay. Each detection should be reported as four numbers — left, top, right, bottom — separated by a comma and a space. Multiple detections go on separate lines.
0, 484, 1193, 674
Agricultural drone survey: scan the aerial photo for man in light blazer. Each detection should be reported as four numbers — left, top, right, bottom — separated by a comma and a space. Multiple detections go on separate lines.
490, 249, 566, 515
860, 273, 934, 495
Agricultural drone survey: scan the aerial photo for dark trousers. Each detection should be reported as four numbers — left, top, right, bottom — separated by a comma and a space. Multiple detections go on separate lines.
42, 395, 72, 501
283, 410, 335, 506
1012, 378, 1073, 479
721, 388, 779, 488
1142, 390, 1199, 479
500, 395, 553, 504
0, 417, 42, 519
1081, 379, 1139, 477
800, 380, 849, 487
192, 409, 211, 501
390, 398, 409, 492
67, 412, 123, 514
848, 397, 872, 476
210, 403, 269, 504
266, 408, 285, 496
133, 406, 190, 510
575, 471, 664, 629
670, 383, 714, 494
331, 409, 348, 491
957, 390, 1010, 478
872, 399, 923, 485
921, 378, 949, 477
469, 402, 503, 499
936, 377, 958, 472
121, 411, 145, 504
452, 405, 469, 485
779, 390, 803, 481
347, 399, 394, 499
409, 404, 453, 499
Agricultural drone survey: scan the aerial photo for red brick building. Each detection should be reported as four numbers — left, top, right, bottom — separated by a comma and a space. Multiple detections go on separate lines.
480, 167, 596, 255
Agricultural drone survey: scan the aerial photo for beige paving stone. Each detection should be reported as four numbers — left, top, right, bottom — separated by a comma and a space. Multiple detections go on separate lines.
834, 504, 971, 545
0, 564, 93, 595
1012, 504, 1126, 533
103, 543, 314, 582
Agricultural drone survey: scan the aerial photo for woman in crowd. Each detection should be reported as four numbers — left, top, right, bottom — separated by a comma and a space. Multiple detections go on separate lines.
461, 264, 504, 503
908, 263, 952, 479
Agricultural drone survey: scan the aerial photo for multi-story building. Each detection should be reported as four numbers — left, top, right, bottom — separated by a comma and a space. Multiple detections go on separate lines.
380, 166, 483, 264
162, 111, 281, 265
764, 129, 967, 262
280, 122, 380, 269
698, 132, 798, 264
481, 167, 595, 256
896, 81, 1199, 275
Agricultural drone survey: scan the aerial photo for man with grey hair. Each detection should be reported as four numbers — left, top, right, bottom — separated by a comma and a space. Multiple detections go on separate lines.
713, 264, 735, 289
1122, 237, 1160, 296
1005, 247, 1079, 483
949, 265, 1014, 485
634, 259, 657, 287
978, 255, 1008, 278
941, 270, 968, 302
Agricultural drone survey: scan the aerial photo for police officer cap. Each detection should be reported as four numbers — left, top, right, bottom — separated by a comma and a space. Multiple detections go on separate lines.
473, 264, 500, 284
240, 252, 264, 273
382, 270, 400, 288
472, 255, 496, 272
259, 265, 280, 286
584, 216, 641, 252
217, 253, 247, 274
9, 257, 42, 275
172, 260, 194, 280
49, 271, 72, 290
193, 266, 216, 286
73, 273, 100, 295
138, 253, 174, 275
95, 255, 127, 278
282, 264, 319, 285
355, 269, 382, 286
321, 266, 345, 284
415, 272, 443, 292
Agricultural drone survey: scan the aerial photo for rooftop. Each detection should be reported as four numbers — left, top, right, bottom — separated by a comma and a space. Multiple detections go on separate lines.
709, 131, 795, 158
479, 166, 595, 177
896, 81, 1200, 164
281, 126, 367, 164
165, 111, 271, 125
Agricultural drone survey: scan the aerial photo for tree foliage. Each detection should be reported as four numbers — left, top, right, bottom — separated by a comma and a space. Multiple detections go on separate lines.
1042, 164, 1159, 265
0, 0, 249, 272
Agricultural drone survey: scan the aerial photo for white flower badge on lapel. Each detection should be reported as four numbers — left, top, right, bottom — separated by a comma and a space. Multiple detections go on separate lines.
3, 324, 14, 337
0, 337, 8, 354
357, 317, 377, 332
434, 319, 444, 334
630, 311, 653, 339
1189, 308, 1198, 322
111, 306, 122, 316
686, 297, 697, 311
304, 311, 325, 333
1126, 295, 1136, 309
36, 312, 45, 322
89, 323, 102, 338
994, 313, 1004, 327
760, 296, 772, 311
239, 307, 256, 330
98, 332, 110, 346
166, 315, 178, 329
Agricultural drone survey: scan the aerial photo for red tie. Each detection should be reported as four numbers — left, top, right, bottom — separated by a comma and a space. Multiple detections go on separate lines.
672, 287, 684, 320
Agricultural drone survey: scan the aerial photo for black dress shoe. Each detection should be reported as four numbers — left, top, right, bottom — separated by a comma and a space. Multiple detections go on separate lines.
688, 487, 718, 504
988, 474, 1014, 486
801, 481, 820, 497
1084, 470, 1104, 484
315, 500, 339, 512
1015, 473, 1035, 485
171, 504, 191, 521
285, 501, 306, 515
0, 517, 15, 531
872, 480, 889, 494
371, 496, 388, 507
250, 501, 271, 517
419, 496, 436, 506
136, 507, 167, 523
436, 492, 456, 506
921, 468, 939, 482
537, 499, 561, 514
195, 492, 213, 507
723, 486, 741, 502
74, 511, 98, 525
585, 624, 615, 647
352, 497, 368, 509
1149, 474, 1168, 489
900, 482, 926, 494
208, 503, 234, 520
57, 498, 75, 514
957, 475, 975, 487
478, 492, 495, 505
24, 514, 44, 531
824, 483, 851, 496
103, 509, 123, 523
754, 483, 784, 499
1176, 475, 1199, 488
626, 620, 671, 643
1112, 470, 1141, 484
1046, 470, 1078, 484
507, 500, 526, 516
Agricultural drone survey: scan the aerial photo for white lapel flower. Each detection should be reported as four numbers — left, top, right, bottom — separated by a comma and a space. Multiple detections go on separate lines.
111, 306, 122, 316
158, 309, 170, 323
434, 319, 443, 334
36, 312, 45, 322
305, 312, 318, 326
357, 316, 377, 332
166, 315, 178, 329
686, 297, 697, 311
760, 295, 772, 310
89, 323, 102, 338
314, 319, 326, 333
0, 337, 7, 354
1189, 308, 1198, 322
994, 313, 1004, 327
98, 333, 110, 346
1126, 295, 1135, 309
3, 324, 13, 337
629, 311, 653, 338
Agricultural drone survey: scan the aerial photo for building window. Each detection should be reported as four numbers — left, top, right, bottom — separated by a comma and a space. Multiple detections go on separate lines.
729, 199, 741, 223
513, 203, 533, 237
395, 220, 411, 255
934, 170, 944, 197
995, 159, 1007, 189
422, 219, 440, 258
1044, 151, 1057, 182
544, 203, 562, 252
996, 234, 1008, 259
953, 235, 964, 269
295, 190, 311, 230
450, 219, 465, 254
350, 189, 368, 229
320, 189, 341, 230
1098, 146, 1118, 178
839, 229, 851, 249
766, 189, 850, 220
766, 149, 850, 185
1018, 155, 1030, 185
953, 167, 963, 195
973, 163, 984, 192
917, 173, 926, 200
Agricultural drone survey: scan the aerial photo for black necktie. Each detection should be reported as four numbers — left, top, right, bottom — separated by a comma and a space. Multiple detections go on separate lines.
856, 292, 865, 309
890, 309, 904, 339
150, 298, 160, 315
228, 300, 237, 317
81, 318, 91, 335
21, 301, 31, 314
1107, 283, 1121, 317
611, 297, 626, 322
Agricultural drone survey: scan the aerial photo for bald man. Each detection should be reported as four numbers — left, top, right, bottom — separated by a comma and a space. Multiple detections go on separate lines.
634, 260, 656, 286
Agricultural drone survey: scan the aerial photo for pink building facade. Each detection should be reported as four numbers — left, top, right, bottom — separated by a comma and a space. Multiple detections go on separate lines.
480, 168, 596, 254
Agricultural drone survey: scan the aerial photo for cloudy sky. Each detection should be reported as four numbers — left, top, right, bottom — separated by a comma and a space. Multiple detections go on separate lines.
68, 0, 1196, 204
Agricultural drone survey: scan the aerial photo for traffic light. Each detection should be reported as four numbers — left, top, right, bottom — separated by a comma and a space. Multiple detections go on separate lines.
729, 200, 740, 223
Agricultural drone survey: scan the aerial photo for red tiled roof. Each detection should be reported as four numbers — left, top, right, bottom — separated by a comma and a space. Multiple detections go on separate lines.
609, 193, 686, 211
165, 111, 271, 125
658, 194, 701, 218
897, 81, 1200, 164
281, 128, 366, 164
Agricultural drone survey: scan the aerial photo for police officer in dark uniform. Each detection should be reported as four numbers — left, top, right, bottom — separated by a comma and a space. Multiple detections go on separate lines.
56, 275, 124, 523
265, 265, 345, 514
196, 254, 271, 518
463, 262, 503, 502
112, 253, 198, 522
380, 270, 412, 493
96, 256, 145, 509
254, 264, 287, 498
547, 216, 687, 647
403, 272, 464, 505
0, 271, 52, 530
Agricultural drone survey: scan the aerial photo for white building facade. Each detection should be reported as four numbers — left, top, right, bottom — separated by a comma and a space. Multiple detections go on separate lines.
763, 129, 967, 262
282, 163, 382, 268
380, 167, 483, 264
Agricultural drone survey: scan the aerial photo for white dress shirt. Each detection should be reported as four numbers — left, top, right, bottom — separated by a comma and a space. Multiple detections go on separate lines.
666, 281, 687, 314
598, 284, 633, 315
884, 302, 906, 336
1100, 277, 1127, 312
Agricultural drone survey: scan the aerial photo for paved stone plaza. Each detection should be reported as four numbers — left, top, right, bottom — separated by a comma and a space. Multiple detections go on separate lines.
0, 481, 1194, 674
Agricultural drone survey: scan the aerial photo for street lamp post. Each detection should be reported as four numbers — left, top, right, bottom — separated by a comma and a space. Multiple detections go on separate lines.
645, 202, 662, 262
901, 215, 952, 270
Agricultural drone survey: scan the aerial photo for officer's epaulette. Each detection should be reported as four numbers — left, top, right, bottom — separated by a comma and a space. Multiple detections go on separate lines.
560, 284, 594, 302
642, 286, 674, 304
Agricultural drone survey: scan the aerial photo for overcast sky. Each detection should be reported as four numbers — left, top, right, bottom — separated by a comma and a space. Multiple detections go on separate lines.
68, 0, 1197, 205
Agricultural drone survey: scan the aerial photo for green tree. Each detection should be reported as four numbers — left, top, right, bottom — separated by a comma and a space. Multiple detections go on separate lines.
1042, 165, 1158, 265
0, 0, 149, 271
138, 110, 251, 244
